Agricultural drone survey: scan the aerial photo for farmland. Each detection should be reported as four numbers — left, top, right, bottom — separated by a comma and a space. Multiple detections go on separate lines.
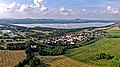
36, 55, 94, 67
0, 50, 25, 67
108, 27, 120, 31
105, 27, 120, 37
105, 30, 120, 38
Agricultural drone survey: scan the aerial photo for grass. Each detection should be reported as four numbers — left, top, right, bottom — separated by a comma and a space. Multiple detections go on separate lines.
76, 40, 87, 45
105, 30, 120, 37
0, 31, 3, 35
65, 38, 120, 67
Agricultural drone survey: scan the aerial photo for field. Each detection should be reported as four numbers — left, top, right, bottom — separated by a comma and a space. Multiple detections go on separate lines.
65, 37, 120, 67
36, 55, 94, 67
0, 50, 25, 67
33, 30, 52, 35
108, 27, 120, 31
105, 30, 120, 38
103, 27, 120, 37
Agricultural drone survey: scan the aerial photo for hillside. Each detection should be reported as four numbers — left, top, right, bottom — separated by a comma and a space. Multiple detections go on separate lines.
65, 37, 120, 67
65, 28, 120, 67
36, 55, 94, 67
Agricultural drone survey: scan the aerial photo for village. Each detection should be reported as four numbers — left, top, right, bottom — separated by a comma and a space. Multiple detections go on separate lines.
43, 28, 106, 45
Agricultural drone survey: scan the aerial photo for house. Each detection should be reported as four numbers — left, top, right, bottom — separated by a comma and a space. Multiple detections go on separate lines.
1, 30, 12, 35
31, 45, 37, 48
0, 35, 3, 38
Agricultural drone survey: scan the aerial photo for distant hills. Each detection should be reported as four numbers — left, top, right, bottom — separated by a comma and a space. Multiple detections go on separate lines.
0, 18, 118, 24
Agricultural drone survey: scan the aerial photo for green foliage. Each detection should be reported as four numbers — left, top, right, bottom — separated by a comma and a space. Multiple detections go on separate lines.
14, 45, 47, 67
29, 57, 47, 67
7, 43, 27, 50
38, 46, 65, 56
96, 53, 114, 60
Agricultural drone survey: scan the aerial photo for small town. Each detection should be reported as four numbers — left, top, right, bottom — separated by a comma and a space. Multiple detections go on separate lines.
43, 29, 104, 45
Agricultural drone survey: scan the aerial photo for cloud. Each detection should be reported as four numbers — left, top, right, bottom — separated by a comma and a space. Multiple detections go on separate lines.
0, 0, 48, 18
60, 7, 65, 12
40, 5, 48, 12
5, 2, 21, 13
60, 7, 73, 15
20, 4, 29, 12
107, 6, 119, 14
107, 6, 111, 11
33, 0, 46, 7
7, 2, 17, 9
0, 4, 7, 13
1, 0, 120, 19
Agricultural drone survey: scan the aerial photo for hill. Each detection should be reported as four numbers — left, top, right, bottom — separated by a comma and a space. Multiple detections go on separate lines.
65, 28, 120, 67
0, 18, 115, 24
65, 37, 120, 67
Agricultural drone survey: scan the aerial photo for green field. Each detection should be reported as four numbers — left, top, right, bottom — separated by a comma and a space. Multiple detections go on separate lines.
33, 30, 52, 35
0, 31, 2, 35
105, 30, 120, 37
65, 38, 120, 67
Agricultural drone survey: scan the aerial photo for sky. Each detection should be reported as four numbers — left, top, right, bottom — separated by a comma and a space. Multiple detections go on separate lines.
0, 0, 120, 20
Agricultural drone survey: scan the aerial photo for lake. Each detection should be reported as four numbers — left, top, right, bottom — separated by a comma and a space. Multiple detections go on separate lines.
13, 22, 114, 29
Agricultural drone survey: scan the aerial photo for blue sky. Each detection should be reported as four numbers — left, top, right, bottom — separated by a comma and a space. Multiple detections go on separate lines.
0, 0, 120, 20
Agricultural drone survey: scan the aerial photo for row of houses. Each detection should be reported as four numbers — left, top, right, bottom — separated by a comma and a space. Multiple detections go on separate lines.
43, 29, 103, 45
0, 30, 20, 38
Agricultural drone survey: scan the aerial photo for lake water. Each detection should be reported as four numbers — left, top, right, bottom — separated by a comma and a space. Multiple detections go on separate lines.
13, 22, 114, 29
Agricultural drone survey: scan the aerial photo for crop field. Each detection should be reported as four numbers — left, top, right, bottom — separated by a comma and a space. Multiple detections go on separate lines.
108, 27, 120, 31
0, 50, 25, 67
36, 55, 94, 67
65, 38, 120, 67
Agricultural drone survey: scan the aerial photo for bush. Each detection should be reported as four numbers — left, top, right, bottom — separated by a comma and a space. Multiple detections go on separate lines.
29, 57, 47, 67
96, 53, 114, 60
